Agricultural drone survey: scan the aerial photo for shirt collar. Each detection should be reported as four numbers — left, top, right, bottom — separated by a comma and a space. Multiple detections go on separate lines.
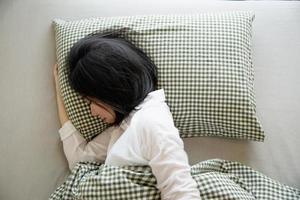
134, 88, 165, 109
119, 88, 166, 130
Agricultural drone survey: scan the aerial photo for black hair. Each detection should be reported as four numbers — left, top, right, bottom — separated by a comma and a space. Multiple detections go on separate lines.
67, 30, 158, 126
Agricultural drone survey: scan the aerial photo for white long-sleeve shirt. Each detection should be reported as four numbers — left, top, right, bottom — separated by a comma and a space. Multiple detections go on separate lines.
58, 88, 201, 200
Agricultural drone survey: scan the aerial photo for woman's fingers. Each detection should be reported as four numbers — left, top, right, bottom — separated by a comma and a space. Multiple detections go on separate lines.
53, 63, 60, 84
53, 63, 60, 92
53, 63, 58, 77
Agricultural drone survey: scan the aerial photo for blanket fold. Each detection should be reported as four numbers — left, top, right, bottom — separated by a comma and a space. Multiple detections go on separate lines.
50, 159, 300, 200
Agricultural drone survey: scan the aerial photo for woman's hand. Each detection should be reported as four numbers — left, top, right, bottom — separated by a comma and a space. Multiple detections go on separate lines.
53, 63, 61, 94
53, 63, 69, 126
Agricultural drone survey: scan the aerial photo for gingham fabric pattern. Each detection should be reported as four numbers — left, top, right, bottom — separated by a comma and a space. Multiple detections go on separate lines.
53, 11, 265, 141
49, 159, 300, 200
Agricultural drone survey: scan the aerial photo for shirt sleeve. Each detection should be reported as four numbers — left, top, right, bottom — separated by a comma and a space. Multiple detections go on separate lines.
58, 120, 114, 170
137, 116, 201, 200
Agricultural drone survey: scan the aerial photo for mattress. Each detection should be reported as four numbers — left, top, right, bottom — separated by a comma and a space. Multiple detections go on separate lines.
0, 0, 299, 199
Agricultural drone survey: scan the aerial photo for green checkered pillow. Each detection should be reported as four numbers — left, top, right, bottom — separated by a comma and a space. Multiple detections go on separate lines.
53, 11, 265, 141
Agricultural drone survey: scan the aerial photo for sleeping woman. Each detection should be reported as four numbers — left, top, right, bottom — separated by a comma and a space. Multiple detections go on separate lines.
53, 32, 201, 200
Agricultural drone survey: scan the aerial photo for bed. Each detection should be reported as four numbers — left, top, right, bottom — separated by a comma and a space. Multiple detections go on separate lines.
0, 0, 299, 199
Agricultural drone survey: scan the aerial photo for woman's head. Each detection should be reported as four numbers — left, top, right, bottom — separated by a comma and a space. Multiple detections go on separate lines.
67, 31, 158, 126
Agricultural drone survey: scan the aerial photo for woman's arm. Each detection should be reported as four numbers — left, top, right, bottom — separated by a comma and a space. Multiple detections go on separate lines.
59, 120, 114, 170
53, 63, 113, 170
53, 63, 69, 126
138, 116, 201, 200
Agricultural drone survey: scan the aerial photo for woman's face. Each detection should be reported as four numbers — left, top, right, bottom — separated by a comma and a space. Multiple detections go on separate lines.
83, 96, 116, 124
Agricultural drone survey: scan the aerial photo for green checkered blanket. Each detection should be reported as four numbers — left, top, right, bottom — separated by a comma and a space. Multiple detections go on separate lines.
49, 159, 299, 200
